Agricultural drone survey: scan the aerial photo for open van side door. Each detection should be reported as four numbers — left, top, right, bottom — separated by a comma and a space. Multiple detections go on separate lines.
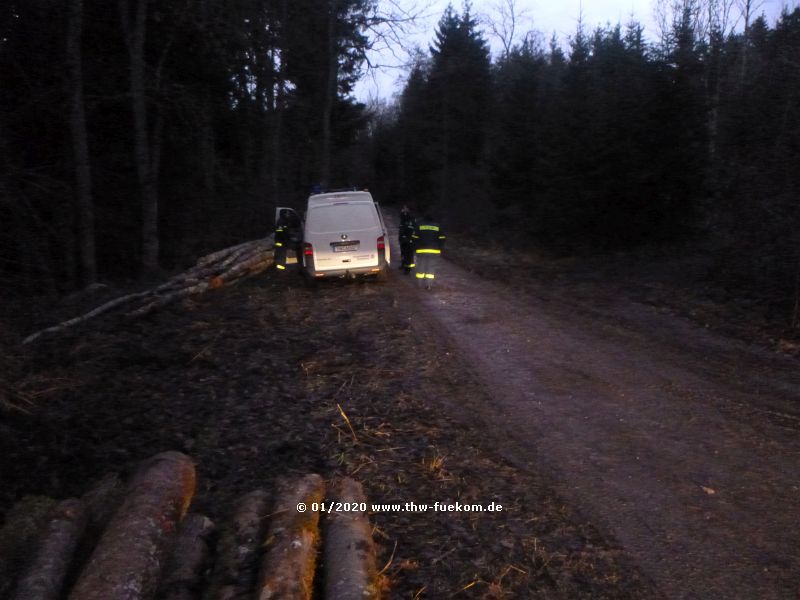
274, 206, 302, 226
274, 206, 304, 266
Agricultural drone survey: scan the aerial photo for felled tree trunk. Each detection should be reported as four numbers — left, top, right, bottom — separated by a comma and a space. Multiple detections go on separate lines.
22, 288, 154, 344
22, 237, 274, 344
323, 478, 379, 600
204, 489, 270, 600
12, 498, 88, 600
256, 474, 326, 600
68, 451, 196, 600
80, 472, 125, 537
158, 513, 215, 600
0, 496, 57, 598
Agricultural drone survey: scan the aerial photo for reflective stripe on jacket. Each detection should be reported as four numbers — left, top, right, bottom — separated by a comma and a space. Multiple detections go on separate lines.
274, 223, 287, 247
399, 220, 415, 243
412, 221, 445, 254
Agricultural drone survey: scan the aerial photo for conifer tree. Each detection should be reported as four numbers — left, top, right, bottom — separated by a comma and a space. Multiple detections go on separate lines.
426, 4, 492, 218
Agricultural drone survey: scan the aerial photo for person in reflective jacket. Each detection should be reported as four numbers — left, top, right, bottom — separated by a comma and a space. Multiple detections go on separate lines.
411, 213, 445, 289
273, 209, 301, 271
398, 205, 416, 274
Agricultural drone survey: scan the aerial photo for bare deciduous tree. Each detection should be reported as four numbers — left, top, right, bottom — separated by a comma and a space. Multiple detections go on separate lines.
321, 0, 426, 186
481, 0, 533, 60
736, 0, 767, 83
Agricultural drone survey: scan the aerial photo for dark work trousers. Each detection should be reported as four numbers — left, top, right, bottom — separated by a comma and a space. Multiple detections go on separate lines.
290, 242, 303, 269
274, 243, 287, 271
414, 252, 439, 287
400, 241, 414, 270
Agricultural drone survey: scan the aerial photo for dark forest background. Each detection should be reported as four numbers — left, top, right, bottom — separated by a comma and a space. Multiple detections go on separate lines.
2, 1, 799, 327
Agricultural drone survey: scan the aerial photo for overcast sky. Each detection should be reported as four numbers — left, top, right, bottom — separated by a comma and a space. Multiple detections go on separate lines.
356, 0, 796, 101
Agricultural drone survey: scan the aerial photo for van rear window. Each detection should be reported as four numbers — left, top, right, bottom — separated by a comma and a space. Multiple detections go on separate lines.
307, 203, 379, 233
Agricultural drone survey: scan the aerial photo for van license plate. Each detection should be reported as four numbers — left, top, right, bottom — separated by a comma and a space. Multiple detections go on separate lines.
332, 242, 359, 252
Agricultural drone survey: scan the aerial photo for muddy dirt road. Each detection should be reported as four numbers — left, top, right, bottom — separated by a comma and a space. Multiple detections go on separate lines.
5, 218, 799, 598
5, 254, 654, 598
390, 221, 800, 599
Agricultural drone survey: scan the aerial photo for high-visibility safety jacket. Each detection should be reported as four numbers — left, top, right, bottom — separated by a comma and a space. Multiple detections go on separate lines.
412, 220, 445, 254
274, 222, 287, 248
274, 215, 301, 248
399, 218, 415, 245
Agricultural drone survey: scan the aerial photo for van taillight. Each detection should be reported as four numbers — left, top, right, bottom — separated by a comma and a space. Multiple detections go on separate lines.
377, 236, 385, 250
303, 243, 313, 256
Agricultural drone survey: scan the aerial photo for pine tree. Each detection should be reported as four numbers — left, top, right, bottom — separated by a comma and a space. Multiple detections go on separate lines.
396, 61, 436, 207
489, 39, 546, 213
426, 4, 492, 221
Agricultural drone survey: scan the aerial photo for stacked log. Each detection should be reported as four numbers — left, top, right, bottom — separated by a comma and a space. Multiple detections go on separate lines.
323, 478, 380, 600
80, 472, 125, 538
23, 237, 275, 344
68, 451, 196, 600
256, 474, 326, 600
0, 496, 58, 598
12, 498, 88, 600
159, 514, 216, 600
1, 459, 383, 599
204, 489, 271, 600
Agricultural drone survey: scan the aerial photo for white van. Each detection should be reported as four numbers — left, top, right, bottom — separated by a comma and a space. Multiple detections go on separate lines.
276, 190, 390, 280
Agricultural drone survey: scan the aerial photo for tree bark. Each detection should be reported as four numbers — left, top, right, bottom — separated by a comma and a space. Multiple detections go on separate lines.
12, 499, 88, 600
204, 489, 270, 600
159, 514, 215, 600
81, 473, 125, 537
120, 0, 160, 274
22, 236, 275, 343
323, 478, 379, 600
68, 451, 196, 600
256, 474, 325, 600
22, 287, 155, 344
66, 0, 97, 285
0, 496, 58, 598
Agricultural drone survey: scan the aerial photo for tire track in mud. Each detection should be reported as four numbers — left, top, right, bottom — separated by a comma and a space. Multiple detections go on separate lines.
385, 215, 800, 599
